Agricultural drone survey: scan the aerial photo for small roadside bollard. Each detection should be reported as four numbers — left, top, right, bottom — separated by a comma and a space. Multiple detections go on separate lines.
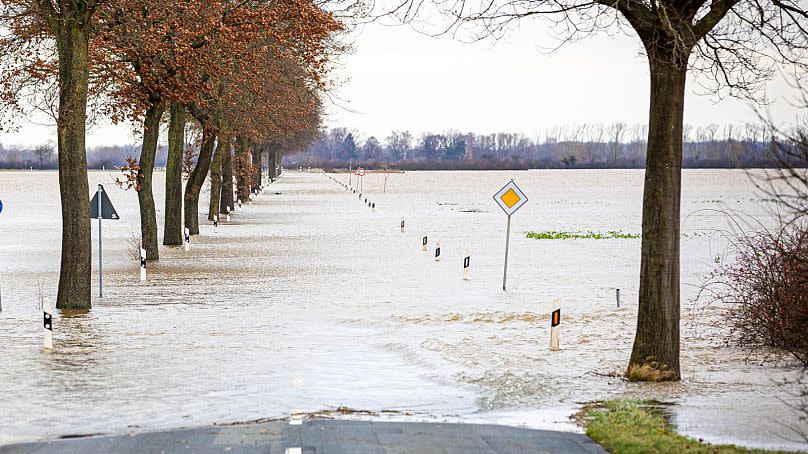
422, 235, 428, 251
359, 193, 362, 200
140, 247, 147, 281
43, 298, 53, 350
550, 308, 561, 351
248, 195, 253, 206
237, 199, 242, 209
372, 202, 375, 212
434, 241, 441, 261
226, 206, 231, 223
184, 228, 190, 251
400, 219, 405, 233
463, 256, 470, 280
214, 214, 219, 228
364, 198, 367, 204
616, 288, 621, 308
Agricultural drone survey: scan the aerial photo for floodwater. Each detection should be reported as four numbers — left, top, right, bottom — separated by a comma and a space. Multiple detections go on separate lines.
0, 169, 805, 450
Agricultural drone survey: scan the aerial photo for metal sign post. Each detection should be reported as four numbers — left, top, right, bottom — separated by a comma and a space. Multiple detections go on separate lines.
90, 184, 119, 298
493, 180, 528, 291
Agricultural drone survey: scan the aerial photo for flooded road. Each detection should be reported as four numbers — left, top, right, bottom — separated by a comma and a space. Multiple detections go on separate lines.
0, 169, 805, 450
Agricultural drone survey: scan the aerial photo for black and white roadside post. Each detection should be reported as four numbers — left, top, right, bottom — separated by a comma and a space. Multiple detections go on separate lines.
422, 235, 428, 252
140, 247, 147, 281
435, 241, 441, 261
550, 308, 561, 351
616, 289, 621, 308
43, 298, 53, 350
184, 228, 190, 251
463, 255, 471, 280
493, 180, 528, 291
214, 214, 219, 228
226, 206, 231, 223
372, 202, 376, 212
90, 184, 120, 298
238, 198, 242, 209
400, 219, 405, 234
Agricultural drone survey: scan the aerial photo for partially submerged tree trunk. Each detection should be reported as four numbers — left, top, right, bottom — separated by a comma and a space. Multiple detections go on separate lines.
234, 137, 251, 201
627, 51, 689, 382
208, 135, 229, 220
137, 101, 165, 261
55, 19, 92, 310
184, 126, 216, 234
163, 103, 186, 245
276, 150, 282, 177
252, 146, 262, 189
268, 149, 277, 181
220, 146, 234, 214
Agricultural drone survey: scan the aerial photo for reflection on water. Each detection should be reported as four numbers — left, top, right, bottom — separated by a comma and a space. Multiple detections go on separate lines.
0, 169, 805, 451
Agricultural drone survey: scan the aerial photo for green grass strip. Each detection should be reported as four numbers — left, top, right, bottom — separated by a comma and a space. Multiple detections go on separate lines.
525, 230, 640, 240
584, 399, 793, 454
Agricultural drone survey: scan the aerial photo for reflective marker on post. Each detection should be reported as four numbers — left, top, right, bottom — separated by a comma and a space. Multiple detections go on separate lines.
213, 215, 218, 228
422, 236, 428, 251
184, 228, 190, 251
435, 242, 441, 261
140, 248, 147, 281
616, 288, 621, 308
463, 256, 470, 280
372, 202, 375, 211
550, 308, 561, 351
43, 298, 53, 350
238, 199, 242, 208
400, 219, 405, 233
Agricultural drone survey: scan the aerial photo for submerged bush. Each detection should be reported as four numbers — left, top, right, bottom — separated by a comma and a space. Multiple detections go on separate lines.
694, 224, 808, 366
524, 230, 640, 240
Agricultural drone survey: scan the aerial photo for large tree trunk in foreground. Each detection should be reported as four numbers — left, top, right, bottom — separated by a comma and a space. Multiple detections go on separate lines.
55, 21, 92, 310
627, 56, 687, 381
184, 127, 216, 234
208, 135, 229, 220
137, 101, 165, 261
163, 103, 186, 246
220, 146, 234, 214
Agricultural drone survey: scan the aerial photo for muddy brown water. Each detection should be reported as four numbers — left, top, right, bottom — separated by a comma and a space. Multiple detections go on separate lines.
0, 169, 805, 450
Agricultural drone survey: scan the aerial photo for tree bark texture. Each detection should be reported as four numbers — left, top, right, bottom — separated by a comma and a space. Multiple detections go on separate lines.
628, 56, 688, 381
184, 127, 216, 235
163, 103, 186, 246
220, 144, 234, 214
208, 135, 229, 220
55, 19, 92, 310
137, 101, 165, 261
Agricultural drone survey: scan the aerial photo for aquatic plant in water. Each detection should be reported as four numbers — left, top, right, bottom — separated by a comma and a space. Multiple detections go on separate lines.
524, 230, 640, 240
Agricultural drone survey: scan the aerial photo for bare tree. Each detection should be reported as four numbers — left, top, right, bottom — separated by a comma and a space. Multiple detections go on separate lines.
386, 0, 808, 380
32, 143, 54, 169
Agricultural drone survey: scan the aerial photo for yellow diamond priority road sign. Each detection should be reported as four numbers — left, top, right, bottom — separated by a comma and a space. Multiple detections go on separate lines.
493, 180, 528, 215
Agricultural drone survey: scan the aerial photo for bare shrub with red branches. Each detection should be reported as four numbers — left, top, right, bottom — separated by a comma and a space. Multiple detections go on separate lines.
694, 224, 808, 366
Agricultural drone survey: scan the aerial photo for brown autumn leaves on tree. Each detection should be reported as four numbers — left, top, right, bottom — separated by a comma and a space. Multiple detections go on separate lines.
0, 0, 346, 308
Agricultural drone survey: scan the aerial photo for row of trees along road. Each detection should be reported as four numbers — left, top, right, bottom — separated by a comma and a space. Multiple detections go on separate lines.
0, 0, 347, 309
385, 0, 808, 380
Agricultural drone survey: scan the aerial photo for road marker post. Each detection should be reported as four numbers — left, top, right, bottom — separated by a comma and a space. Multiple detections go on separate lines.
435, 242, 441, 261
422, 236, 428, 251
463, 256, 471, 280
493, 180, 528, 291
616, 289, 621, 308
184, 228, 190, 251
140, 248, 147, 281
43, 298, 53, 350
400, 219, 405, 233
213, 215, 218, 228
550, 308, 561, 351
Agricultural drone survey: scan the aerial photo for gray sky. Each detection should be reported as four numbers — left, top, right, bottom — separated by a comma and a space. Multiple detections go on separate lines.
0, 21, 803, 147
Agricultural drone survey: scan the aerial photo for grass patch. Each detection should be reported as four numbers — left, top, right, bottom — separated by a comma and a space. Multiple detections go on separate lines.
525, 230, 640, 240
584, 399, 792, 454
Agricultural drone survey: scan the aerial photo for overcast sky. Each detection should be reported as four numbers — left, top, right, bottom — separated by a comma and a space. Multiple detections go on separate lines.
0, 20, 803, 147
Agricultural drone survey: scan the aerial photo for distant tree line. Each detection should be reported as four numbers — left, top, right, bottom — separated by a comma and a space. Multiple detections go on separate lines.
287, 123, 804, 170
0, 143, 150, 170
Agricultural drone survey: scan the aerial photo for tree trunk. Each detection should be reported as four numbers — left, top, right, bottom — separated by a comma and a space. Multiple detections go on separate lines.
627, 57, 687, 381
208, 135, 229, 220
268, 150, 277, 181
55, 21, 92, 310
252, 147, 262, 189
184, 127, 216, 235
137, 101, 164, 261
276, 151, 282, 177
234, 137, 250, 201
220, 144, 234, 214
163, 103, 185, 246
